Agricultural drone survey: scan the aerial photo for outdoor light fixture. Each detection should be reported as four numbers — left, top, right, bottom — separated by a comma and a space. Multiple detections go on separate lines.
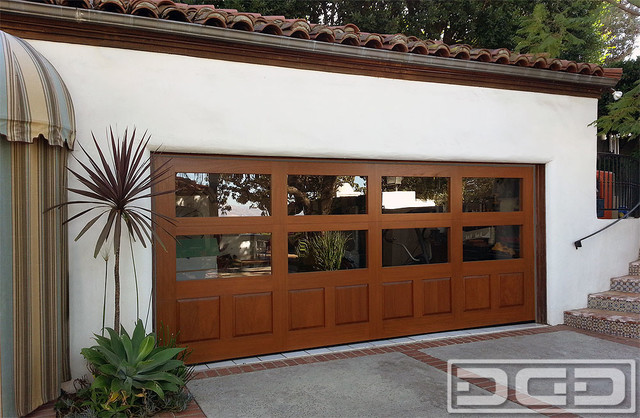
612, 90, 623, 101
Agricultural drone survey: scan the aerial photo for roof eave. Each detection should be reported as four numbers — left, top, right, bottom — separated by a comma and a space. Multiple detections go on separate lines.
0, 0, 619, 92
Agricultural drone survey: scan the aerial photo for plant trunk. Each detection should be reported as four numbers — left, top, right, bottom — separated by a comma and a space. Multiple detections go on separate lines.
114, 245, 120, 334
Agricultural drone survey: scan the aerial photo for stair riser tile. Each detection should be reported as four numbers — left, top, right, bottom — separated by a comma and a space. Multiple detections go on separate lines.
630, 264, 640, 276
564, 314, 639, 339
587, 297, 640, 314
610, 279, 640, 293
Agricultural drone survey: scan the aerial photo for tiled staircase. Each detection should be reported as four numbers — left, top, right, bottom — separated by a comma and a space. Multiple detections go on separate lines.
564, 258, 640, 339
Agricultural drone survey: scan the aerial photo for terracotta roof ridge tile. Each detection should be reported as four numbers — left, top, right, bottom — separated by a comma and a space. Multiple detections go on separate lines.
33, 0, 617, 78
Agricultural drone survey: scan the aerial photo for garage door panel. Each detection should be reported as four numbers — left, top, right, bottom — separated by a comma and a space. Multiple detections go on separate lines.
176, 277, 274, 299
380, 263, 452, 281
460, 213, 525, 225
287, 270, 371, 288
155, 156, 537, 363
176, 218, 276, 230
423, 277, 452, 315
379, 214, 454, 224
286, 215, 371, 226
177, 297, 220, 343
461, 259, 526, 275
171, 158, 274, 174
233, 292, 273, 337
382, 281, 413, 320
289, 288, 325, 330
463, 275, 492, 311
499, 273, 525, 307
335, 285, 369, 325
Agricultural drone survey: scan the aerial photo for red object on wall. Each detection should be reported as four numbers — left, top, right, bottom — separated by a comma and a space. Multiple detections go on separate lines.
597, 170, 615, 219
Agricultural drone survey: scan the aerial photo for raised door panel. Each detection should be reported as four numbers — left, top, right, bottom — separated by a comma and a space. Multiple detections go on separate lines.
233, 292, 273, 337
499, 272, 525, 307
177, 297, 220, 343
423, 277, 452, 315
289, 288, 325, 330
382, 281, 413, 320
335, 285, 369, 325
463, 275, 491, 311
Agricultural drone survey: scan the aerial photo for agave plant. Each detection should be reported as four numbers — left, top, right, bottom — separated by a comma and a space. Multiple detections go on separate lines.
80, 320, 189, 414
50, 127, 171, 333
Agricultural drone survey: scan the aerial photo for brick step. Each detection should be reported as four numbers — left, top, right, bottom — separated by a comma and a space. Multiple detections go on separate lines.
588, 291, 640, 314
610, 275, 640, 293
564, 308, 640, 339
630, 260, 640, 276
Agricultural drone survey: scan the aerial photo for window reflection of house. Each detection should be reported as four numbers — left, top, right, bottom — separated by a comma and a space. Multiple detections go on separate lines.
176, 234, 271, 280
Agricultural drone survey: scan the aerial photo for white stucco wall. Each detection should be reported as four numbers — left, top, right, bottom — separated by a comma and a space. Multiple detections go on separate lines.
27, 40, 640, 378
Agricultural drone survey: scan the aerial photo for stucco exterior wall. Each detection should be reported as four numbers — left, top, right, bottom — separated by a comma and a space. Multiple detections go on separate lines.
27, 40, 640, 378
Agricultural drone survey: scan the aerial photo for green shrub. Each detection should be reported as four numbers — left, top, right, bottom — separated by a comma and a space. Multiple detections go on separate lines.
56, 320, 192, 417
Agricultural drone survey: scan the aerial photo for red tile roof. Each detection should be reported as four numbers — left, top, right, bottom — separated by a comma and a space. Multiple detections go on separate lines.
28, 0, 615, 78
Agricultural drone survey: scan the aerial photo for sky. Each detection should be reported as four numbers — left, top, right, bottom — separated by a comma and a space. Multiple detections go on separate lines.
632, 35, 640, 59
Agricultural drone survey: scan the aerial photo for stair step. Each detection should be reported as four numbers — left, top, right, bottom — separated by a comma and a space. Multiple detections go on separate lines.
564, 308, 640, 339
630, 260, 640, 276
588, 291, 640, 314
610, 275, 640, 293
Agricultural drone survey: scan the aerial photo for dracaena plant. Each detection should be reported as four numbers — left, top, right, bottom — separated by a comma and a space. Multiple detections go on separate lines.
50, 127, 172, 333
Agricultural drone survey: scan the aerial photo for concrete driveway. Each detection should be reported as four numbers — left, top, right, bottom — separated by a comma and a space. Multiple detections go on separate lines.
187, 325, 639, 417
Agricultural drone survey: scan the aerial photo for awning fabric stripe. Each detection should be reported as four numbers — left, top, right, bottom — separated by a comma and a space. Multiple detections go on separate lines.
0, 30, 75, 149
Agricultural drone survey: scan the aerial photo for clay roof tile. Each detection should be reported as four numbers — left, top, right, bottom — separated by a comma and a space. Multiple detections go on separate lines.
561, 60, 578, 73
94, 0, 127, 14
470, 48, 492, 62
531, 55, 549, 69
40, 1, 615, 79
510, 54, 531, 67
407, 40, 429, 55
254, 22, 283, 36
56, 0, 91, 8
309, 24, 335, 43
424, 40, 450, 57
450, 44, 471, 60
191, 7, 228, 27
333, 28, 359, 46
359, 33, 384, 49
490, 48, 511, 64
548, 59, 563, 71
129, 0, 159, 18
227, 13, 255, 31
279, 20, 311, 39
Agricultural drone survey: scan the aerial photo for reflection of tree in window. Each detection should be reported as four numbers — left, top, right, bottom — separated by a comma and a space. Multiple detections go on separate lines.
287, 175, 367, 215
381, 176, 449, 213
463, 178, 520, 212
175, 173, 270, 217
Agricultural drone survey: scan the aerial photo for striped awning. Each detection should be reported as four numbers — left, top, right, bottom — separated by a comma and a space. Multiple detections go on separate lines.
0, 30, 75, 149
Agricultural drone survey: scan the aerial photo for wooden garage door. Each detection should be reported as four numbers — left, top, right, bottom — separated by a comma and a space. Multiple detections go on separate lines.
153, 156, 536, 364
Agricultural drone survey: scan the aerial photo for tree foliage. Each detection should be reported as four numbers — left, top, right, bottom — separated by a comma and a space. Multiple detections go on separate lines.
195, 1, 639, 64
594, 58, 640, 142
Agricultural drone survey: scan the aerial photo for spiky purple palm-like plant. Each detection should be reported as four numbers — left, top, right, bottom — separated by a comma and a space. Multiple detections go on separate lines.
51, 128, 171, 333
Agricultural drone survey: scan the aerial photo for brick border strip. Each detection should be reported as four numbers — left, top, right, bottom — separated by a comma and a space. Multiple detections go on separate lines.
192, 325, 560, 380
402, 349, 579, 417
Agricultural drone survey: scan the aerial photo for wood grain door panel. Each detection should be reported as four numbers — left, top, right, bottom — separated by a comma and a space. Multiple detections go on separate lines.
154, 156, 537, 363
